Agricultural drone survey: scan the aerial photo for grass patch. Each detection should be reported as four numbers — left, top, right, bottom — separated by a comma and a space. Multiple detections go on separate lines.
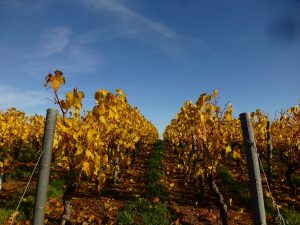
218, 167, 242, 193
292, 176, 300, 187
2, 178, 65, 222
283, 210, 300, 225
218, 167, 234, 182
146, 140, 167, 201
271, 171, 279, 179
17, 178, 65, 220
18, 194, 35, 220
5, 166, 34, 181
48, 178, 65, 200
217, 166, 251, 207
0, 208, 14, 224
262, 164, 279, 179
117, 199, 171, 225
118, 140, 172, 224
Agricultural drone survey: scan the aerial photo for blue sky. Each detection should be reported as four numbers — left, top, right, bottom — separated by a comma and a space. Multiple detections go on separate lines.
0, 0, 299, 135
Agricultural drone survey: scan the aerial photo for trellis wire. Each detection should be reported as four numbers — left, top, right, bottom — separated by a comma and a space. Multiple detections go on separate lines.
9, 149, 45, 225
248, 140, 287, 225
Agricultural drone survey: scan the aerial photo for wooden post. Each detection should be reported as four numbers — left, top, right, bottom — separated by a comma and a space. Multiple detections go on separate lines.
0, 170, 3, 191
0, 160, 3, 192
193, 135, 198, 158
267, 121, 273, 189
113, 143, 120, 185
239, 113, 266, 225
33, 109, 58, 225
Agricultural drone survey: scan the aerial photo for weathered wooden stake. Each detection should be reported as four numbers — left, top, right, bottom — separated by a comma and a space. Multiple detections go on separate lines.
193, 135, 198, 158
267, 121, 273, 189
0, 171, 3, 191
0, 160, 3, 192
239, 113, 266, 225
113, 143, 120, 185
33, 109, 58, 225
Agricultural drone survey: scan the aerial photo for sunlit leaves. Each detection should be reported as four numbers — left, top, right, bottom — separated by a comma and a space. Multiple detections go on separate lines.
44, 70, 65, 92
165, 88, 300, 204
164, 90, 242, 179
94, 89, 109, 103
232, 150, 241, 160
82, 161, 91, 176
42, 71, 158, 192
60, 88, 84, 116
272, 105, 300, 165
0, 109, 44, 149
225, 146, 232, 154
2, 70, 158, 196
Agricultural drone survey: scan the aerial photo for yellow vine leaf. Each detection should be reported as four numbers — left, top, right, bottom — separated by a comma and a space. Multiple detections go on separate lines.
75, 146, 84, 156
213, 89, 219, 98
103, 154, 109, 164
87, 129, 97, 142
265, 191, 272, 198
60, 100, 69, 111
225, 146, 232, 154
116, 88, 124, 96
44, 70, 65, 92
239, 208, 245, 213
109, 110, 115, 119
51, 79, 61, 92
82, 161, 90, 176
224, 112, 230, 121
99, 116, 106, 123
66, 91, 74, 105
233, 150, 240, 159
85, 149, 94, 159
95, 89, 109, 101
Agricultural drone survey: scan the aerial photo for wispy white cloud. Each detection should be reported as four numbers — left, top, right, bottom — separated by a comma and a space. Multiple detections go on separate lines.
76, 23, 139, 44
80, 0, 178, 39
0, 85, 48, 111
12, 26, 104, 77
22, 46, 104, 78
0, 0, 210, 85
75, 0, 212, 55
37, 26, 73, 58
66, 45, 104, 73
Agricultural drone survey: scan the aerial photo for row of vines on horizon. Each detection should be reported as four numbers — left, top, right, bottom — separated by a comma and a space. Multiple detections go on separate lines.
163, 90, 299, 224
0, 70, 159, 223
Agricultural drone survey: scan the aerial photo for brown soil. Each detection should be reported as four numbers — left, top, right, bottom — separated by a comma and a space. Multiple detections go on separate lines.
163, 145, 253, 225
1, 144, 299, 225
